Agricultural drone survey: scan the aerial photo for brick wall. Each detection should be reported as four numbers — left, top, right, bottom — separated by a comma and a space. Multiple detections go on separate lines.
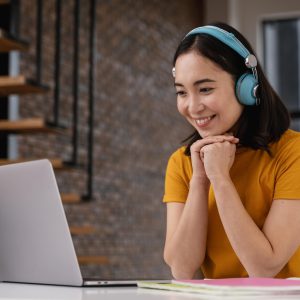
18, 0, 204, 278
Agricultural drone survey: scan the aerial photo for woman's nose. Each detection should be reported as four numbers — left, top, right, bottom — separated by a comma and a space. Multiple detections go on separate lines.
188, 96, 204, 114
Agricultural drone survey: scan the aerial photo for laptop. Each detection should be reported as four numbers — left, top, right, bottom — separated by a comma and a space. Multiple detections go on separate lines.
0, 159, 169, 287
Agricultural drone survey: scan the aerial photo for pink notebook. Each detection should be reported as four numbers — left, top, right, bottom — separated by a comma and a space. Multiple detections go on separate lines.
175, 277, 300, 287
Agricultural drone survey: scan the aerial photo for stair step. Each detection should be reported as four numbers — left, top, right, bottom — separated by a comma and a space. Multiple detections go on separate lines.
61, 193, 81, 203
0, 118, 65, 134
77, 256, 109, 265
0, 75, 48, 96
0, 158, 79, 171
0, 29, 29, 52
70, 225, 96, 235
0, 158, 70, 169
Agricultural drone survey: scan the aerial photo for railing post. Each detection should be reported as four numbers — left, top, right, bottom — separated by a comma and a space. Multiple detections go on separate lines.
36, 0, 43, 84
71, 0, 80, 166
53, 0, 61, 126
83, 0, 96, 201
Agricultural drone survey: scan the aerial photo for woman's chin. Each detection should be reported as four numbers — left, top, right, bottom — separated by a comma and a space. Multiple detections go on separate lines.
197, 130, 223, 138
197, 127, 233, 138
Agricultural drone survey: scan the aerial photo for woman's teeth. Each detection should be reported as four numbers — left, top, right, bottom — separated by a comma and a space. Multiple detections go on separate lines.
196, 115, 214, 125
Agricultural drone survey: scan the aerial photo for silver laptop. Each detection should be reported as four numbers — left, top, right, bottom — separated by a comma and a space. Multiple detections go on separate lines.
0, 159, 169, 287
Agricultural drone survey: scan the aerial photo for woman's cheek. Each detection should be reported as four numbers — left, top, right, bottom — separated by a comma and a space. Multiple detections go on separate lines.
177, 100, 185, 116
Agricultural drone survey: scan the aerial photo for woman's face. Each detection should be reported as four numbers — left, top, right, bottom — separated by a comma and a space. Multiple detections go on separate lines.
174, 51, 244, 138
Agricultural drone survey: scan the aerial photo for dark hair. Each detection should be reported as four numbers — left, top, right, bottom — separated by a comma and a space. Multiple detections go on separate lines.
173, 22, 290, 156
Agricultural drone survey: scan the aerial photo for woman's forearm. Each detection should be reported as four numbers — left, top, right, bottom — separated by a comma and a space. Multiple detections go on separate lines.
211, 177, 278, 277
164, 177, 209, 279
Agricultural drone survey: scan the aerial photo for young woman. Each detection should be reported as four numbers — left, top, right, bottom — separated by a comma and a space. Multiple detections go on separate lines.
163, 22, 300, 279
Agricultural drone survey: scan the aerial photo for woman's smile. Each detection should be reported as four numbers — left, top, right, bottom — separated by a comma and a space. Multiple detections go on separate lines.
194, 114, 216, 128
174, 51, 244, 138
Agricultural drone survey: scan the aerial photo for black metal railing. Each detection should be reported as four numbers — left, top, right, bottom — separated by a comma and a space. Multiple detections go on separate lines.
82, 0, 96, 200
53, 0, 62, 126
0, 0, 96, 199
71, 0, 80, 166
33, 0, 96, 200
36, 0, 43, 84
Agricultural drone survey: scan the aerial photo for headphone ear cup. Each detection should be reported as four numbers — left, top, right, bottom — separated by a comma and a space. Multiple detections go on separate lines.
235, 73, 258, 106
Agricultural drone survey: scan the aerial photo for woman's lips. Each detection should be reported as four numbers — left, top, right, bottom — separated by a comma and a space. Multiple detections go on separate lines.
195, 115, 216, 128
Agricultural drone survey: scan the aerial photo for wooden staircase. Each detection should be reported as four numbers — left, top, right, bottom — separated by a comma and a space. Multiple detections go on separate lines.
70, 225, 96, 235
0, 17, 108, 266
0, 28, 28, 52
0, 118, 66, 134
0, 157, 71, 169
78, 256, 109, 265
72, 228, 109, 265
0, 75, 48, 96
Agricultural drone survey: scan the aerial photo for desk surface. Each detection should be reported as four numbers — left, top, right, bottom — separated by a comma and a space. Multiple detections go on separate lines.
0, 282, 299, 300
0, 283, 193, 300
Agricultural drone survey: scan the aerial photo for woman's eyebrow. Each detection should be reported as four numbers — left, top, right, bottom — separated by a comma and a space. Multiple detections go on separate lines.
174, 78, 216, 87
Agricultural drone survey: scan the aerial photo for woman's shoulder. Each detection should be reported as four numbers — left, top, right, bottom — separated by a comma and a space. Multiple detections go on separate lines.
168, 145, 191, 169
271, 129, 300, 155
169, 145, 189, 161
277, 129, 300, 145
167, 145, 192, 179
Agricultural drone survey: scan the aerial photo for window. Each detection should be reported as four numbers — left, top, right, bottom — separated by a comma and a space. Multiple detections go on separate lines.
263, 18, 300, 130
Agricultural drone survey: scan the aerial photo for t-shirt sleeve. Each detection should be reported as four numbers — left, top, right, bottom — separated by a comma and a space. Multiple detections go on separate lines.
274, 137, 300, 200
162, 149, 190, 203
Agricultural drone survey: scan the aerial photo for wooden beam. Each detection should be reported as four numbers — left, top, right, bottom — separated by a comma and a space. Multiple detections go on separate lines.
0, 157, 66, 168
0, 75, 48, 96
61, 193, 81, 203
70, 225, 96, 235
0, 118, 65, 134
77, 256, 109, 265
0, 158, 76, 171
0, 29, 29, 52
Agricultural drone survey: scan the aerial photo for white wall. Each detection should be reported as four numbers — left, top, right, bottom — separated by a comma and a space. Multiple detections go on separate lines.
204, 0, 228, 24
206, 0, 300, 60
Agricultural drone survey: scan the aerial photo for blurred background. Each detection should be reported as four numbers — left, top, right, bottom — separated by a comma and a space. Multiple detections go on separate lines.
0, 0, 299, 279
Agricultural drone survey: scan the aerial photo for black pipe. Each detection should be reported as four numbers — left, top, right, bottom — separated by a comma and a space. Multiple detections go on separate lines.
53, 0, 61, 125
9, 0, 20, 36
70, 0, 80, 166
36, 0, 43, 84
83, 0, 96, 201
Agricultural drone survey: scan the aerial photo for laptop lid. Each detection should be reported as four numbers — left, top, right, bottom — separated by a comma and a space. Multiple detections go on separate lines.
0, 160, 83, 286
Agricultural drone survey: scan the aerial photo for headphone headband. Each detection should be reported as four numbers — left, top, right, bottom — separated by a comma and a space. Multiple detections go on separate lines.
180, 25, 260, 105
185, 25, 257, 70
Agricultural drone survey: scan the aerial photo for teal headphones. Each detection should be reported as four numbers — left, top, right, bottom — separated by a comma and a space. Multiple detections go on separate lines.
183, 25, 260, 106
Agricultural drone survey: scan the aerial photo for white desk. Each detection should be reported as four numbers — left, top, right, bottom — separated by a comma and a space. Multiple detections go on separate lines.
0, 283, 198, 300
0, 282, 299, 300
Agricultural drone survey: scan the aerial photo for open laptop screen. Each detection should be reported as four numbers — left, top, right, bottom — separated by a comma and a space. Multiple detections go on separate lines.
0, 160, 83, 286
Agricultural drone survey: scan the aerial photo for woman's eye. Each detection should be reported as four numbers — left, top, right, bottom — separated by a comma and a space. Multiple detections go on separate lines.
200, 87, 213, 93
176, 91, 186, 96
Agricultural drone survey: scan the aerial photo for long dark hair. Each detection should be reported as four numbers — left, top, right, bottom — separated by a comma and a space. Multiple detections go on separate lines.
173, 22, 290, 156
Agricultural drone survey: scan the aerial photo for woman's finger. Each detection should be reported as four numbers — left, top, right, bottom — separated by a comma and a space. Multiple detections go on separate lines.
191, 135, 238, 152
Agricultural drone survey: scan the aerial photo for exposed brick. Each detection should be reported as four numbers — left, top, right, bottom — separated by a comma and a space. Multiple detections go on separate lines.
18, 0, 203, 279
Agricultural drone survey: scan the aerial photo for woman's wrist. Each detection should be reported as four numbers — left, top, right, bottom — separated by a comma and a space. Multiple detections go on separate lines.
209, 173, 232, 188
190, 174, 210, 187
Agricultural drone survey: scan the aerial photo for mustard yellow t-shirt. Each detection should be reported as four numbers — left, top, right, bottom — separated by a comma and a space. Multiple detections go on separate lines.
163, 129, 300, 278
